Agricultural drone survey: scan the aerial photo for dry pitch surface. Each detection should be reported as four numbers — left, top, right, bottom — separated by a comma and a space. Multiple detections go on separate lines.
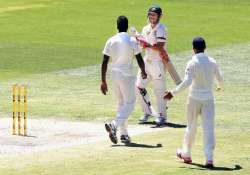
0, 118, 165, 156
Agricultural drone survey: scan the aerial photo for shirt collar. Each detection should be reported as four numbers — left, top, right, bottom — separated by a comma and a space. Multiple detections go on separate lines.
118, 32, 128, 35
150, 22, 160, 30
195, 52, 206, 57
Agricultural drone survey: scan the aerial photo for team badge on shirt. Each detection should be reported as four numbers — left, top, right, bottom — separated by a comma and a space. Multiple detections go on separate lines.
146, 30, 151, 35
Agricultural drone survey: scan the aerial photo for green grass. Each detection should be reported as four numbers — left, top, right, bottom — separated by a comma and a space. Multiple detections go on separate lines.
0, 43, 99, 79
0, 129, 249, 175
0, 0, 250, 174
0, 0, 250, 78
1, 43, 249, 129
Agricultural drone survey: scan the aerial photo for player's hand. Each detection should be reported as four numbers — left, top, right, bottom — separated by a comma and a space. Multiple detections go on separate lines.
136, 37, 150, 48
141, 42, 150, 49
160, 50, 170, 63
163, 91, 173, 101
100, 81, 108, 95
141, 71, 147, 79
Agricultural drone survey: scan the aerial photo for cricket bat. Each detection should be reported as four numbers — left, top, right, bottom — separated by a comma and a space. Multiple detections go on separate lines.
164, 59, 182, 85
159, 48, 182, 85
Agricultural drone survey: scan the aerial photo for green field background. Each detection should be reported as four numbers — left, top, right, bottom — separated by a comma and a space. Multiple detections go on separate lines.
0, 0, 250, 78
0, 0, 250, 174
0, 0, 250, 122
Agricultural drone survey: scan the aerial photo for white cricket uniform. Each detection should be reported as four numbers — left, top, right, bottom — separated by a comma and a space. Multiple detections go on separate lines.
103, 32, 141, 135
136, 23, 168, 118
171, 52, 223, 161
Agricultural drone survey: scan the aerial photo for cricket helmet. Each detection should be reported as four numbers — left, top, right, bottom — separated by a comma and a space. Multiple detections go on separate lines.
148, 5, 162, 16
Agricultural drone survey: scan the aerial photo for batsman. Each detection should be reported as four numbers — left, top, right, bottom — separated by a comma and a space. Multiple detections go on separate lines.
135, 5, 181, 125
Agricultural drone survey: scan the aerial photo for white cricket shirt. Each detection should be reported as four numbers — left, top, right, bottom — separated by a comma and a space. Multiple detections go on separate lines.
172, 53, 223, 101
103, 32, 141, 76
142, 23, 167, 61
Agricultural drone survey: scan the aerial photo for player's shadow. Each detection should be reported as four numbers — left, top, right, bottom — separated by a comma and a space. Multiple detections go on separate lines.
181, 163, 242, 171
112, 142, 163, 148
140, 122, 186, 128
16, 134, 37, 138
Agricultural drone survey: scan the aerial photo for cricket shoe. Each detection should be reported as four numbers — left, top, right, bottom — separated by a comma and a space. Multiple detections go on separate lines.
155, 116, 166, 126
176, 148, 192, 164
138, 114, 153, 124
120, 135, 131, 144
204, 160, 214, 168
105, 123, 118, 144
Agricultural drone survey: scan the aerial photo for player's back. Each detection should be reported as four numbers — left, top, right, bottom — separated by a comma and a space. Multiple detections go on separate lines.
109, 32, 135, 65
103, 32, 140, 76
190, 53, 218, 100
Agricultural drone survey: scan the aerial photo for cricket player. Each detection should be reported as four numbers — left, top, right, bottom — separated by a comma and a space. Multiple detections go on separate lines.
136, 5, 170, 125
101, 16, 147, 144
164, 37, 223, 168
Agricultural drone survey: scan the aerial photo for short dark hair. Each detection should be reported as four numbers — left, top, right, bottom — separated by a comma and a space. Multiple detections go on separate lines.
192, 37, 206, 52
117, 15, 128, 32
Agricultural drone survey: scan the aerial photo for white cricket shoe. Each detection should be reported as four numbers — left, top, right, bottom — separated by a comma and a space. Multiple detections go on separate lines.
155, 116, 167, 126
120, 135, 131, 144
176, 148, 192, 164
205, 160, 214, 168
105, 123, 118, 144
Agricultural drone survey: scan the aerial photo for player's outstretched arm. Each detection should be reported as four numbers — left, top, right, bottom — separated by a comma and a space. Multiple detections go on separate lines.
164, 61, 194, 101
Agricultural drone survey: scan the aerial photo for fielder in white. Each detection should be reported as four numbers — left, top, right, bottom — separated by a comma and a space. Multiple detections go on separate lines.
164, 37, 223, 168
101, 16, 147, 144
136, 5, 170, 125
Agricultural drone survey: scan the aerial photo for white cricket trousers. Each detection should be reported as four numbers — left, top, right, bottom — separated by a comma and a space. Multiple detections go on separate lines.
182, 97, 215, 161
112, 72, 136, 135
136, 60, 167, 117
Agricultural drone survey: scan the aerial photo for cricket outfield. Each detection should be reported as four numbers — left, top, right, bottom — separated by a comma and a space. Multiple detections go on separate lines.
0, 0, 250, 175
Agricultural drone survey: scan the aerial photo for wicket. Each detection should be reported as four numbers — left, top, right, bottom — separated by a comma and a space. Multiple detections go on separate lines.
12, 84, 28, 136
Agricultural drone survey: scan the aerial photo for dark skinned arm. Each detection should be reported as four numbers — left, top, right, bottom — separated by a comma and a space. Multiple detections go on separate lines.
135, 53, 147, 79
100, 54, 110, 95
